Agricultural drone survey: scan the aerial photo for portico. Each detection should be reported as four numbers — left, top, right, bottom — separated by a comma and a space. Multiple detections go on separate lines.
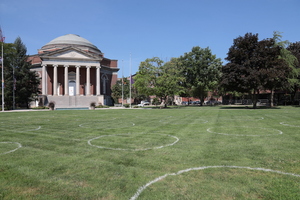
41, 62, 101, 97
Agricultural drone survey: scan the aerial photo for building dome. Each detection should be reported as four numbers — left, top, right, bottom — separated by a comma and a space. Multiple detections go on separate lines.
40, 34, 102, 54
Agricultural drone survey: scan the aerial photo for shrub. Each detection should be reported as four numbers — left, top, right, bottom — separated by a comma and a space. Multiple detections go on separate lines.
48, 101, 55, 110
32, 106, 47, 109
95, 105, 109, 108
152, 98, 161, 106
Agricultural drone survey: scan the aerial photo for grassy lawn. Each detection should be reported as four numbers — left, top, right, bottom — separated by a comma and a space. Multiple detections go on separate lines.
0, 106, 299, 199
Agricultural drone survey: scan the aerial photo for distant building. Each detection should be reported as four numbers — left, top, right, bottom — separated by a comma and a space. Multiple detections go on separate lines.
29, 34, 119, 108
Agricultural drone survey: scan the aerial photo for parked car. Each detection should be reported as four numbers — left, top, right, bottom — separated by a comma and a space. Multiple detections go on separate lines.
181, 101, 188, 105
205, 100, 222, 105
138, 101, 150, 107
141, 101, 150, 105
193, 101, 200, 105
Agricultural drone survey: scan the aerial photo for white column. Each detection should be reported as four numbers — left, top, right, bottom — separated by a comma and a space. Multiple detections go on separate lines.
64, 65, 69, 96
53, 64, 58, 96
76, 65, 80, 96
42, 64, 47, 95
96, 66, 101, 96
86, 65, 91, 96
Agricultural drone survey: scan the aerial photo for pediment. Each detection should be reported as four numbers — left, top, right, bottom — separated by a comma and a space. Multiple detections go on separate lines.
54, 50, 91, 59
41, 46, 101, 60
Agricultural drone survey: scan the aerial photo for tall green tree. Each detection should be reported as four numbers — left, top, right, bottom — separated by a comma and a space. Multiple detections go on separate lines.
258, 38, 290, 107
0, 37, 40, 109
179, 46, 222, 105
0, 43, 16, 109
155, 57, 185, 106
13, 37, 40, 108
286, 42, 300, 104
273, 31, 299, 105
133, 57, 163, 98
111, 78, 130, 104
133, 57, 184, 107
221, 33, 290, 108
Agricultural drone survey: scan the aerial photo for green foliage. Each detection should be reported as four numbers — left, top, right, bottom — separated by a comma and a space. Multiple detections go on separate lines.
95, 104, 109, 108
155, 58, 185, 101
273, 31, 299, 88
111, 78, 130, 103
133, 57, 163, 97
0, 37, 40, 109
221, 33, 291, 108
179, 46, 222, 105
31, 106, 47, 109
134, 57, 184, 106
152, 97, 160, 106
286, 41, 300, 103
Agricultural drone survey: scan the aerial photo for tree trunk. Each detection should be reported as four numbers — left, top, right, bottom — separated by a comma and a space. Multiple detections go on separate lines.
270, 89, 274, 107
252, 90, 258, 109
290, 86, 297, 105
200, 97, 205, 106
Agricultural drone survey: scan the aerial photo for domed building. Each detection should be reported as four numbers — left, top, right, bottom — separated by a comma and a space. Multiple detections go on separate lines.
30, 34, 119, 108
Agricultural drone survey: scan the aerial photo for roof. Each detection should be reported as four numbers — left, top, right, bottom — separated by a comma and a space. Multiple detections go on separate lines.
40, 34, 101, 54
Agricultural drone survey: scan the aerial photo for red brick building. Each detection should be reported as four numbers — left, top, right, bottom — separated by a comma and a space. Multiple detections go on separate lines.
29, 34, 119, 108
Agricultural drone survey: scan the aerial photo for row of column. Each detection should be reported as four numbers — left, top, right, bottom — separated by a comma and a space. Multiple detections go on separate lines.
41, 64, 101, 96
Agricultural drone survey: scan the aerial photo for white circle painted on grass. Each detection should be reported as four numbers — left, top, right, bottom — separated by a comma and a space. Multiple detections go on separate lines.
207, 126, 283, 136
17, 126, 42, 132
0, 124, 42, 133
0, 142, 22, 155
130, 165, 300, 200
88, 133, 179, 151
280, 122, 300, 128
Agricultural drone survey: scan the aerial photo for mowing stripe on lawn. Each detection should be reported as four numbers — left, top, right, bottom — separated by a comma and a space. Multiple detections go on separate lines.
207, 126, 283, 136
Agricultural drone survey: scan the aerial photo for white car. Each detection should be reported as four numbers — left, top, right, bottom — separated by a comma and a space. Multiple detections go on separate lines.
138, 101, 150, 107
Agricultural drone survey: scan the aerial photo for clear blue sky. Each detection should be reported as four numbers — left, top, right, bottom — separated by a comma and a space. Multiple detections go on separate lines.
1, 0, 299, 77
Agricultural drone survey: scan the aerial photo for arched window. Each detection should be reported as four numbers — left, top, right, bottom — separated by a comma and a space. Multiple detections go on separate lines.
101, 74, 108, 94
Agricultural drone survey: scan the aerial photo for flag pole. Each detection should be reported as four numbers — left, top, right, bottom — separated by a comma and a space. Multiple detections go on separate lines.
121, 60, 124, 107
1, 42, 4, 112
129, 53, 132, 108
13, 65, 15, 110
1, 29, 4, 112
